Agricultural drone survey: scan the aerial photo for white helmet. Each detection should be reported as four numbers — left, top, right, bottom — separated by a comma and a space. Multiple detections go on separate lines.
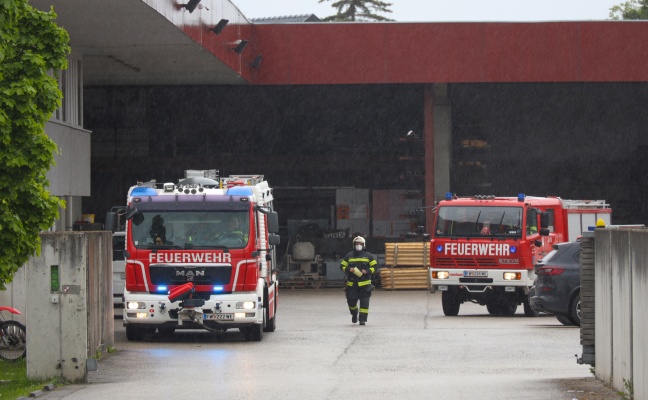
353, 236, 365, 248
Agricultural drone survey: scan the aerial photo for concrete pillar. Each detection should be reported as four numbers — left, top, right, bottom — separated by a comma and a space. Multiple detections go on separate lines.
24, 231, 113, 383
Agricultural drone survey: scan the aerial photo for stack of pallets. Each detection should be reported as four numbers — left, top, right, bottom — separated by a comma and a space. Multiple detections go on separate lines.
380, 242, 430, 290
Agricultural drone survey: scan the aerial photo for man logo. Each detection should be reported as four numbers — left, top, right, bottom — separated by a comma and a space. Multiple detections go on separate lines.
176, 270, 205, 281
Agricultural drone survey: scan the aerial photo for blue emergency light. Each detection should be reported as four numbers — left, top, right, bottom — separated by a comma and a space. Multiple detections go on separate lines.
157, 286, 168, 292
131, 187, 158, 196
436, 245, 443, 252
226, 186, 253, 196
510, 246, 517, 254
445, 192, 453, 200
213, 286, 224, 292
517, 193, 525, 202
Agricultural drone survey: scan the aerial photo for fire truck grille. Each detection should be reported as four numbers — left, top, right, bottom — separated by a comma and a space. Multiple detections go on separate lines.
435, 258, 500, 267
459, 277, 494, 284
149, 265, 232, 286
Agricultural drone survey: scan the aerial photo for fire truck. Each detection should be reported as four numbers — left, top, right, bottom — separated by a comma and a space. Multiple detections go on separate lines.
428, 194, 610, 317
109, 170, 280, 341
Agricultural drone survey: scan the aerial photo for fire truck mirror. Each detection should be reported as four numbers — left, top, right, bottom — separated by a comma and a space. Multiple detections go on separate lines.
539, 228, 550, 236
268, 233, 280, 246
540, 212, 549, 229
266, 212, 279, 234
125, 206, 144, 226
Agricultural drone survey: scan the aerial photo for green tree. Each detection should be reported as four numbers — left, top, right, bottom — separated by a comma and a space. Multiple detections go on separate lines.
0, 0, 70, 289
609, 0, 648, 19
318, 0, 393, 21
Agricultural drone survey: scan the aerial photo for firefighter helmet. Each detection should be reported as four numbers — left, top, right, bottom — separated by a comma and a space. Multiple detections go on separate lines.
353, 236, 365, 248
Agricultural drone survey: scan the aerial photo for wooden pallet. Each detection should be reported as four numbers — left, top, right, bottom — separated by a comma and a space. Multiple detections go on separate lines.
385, 242, 430, 267
380, 267, 429, 290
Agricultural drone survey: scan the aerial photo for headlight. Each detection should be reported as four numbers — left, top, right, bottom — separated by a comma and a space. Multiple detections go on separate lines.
236, 301, 256, 310
127, 301, 146, 310
503, 272, 521, 280
432, 271, 449, 280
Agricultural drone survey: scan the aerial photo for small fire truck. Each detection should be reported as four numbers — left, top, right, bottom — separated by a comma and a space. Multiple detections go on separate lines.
109, 170, 280, 341
428, 194, 610, 316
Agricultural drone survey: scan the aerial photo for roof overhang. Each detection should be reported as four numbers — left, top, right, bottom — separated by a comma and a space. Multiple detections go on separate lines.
30, 0, 250, 85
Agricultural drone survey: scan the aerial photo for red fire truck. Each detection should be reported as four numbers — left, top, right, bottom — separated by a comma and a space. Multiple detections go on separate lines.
111, 170, 280, 341
428, 194, 610, 316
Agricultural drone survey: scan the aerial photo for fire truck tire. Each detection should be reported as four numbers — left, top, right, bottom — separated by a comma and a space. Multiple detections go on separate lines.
501, 301, 517, 316
241, 323, 263, 342
486, 303, 498, 315
126, 325, 153, 341
263, 284, 276, 332
441, 291, 460, 316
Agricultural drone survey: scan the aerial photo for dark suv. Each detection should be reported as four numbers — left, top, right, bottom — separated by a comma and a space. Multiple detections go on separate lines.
529, 240, 581, 326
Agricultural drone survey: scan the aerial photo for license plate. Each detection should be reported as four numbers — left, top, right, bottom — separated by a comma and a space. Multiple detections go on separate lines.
464, 271, 488, 277
204, 313, 233, 321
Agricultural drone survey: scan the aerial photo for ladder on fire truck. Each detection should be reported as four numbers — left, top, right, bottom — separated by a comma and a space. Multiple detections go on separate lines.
560, 199, 610, 209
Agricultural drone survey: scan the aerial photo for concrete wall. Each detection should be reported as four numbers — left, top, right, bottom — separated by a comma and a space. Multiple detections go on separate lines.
0, 231, 113, 382
592, 228, 648, 400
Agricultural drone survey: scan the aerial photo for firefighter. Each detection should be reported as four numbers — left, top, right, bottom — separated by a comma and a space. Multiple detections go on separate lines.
340, 236, 378, 325
480, 221, 491, 235
215, 215, 248, 243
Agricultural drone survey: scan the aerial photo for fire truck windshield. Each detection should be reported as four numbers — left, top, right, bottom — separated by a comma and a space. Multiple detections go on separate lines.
435, 206, 523, 238
131, 210, 250, 250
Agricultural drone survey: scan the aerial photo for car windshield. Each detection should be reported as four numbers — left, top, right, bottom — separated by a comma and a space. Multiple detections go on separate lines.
434, 206, 523, 238
130, 210, 250, 250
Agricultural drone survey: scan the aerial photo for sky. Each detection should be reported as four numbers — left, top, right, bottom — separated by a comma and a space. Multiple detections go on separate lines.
232, 0, 623, 22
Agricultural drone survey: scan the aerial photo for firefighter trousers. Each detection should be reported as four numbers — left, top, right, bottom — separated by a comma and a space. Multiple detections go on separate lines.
346, 285, 372, 323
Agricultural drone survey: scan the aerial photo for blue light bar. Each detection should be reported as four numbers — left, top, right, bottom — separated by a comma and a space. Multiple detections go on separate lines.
445, 192, 453, 200
226, 186, 253, 196
132, 187, 158, 196
157, 286, 168, 292
213, 286, 224, 292
517, 193, 525, 202
510, 246, 517, 254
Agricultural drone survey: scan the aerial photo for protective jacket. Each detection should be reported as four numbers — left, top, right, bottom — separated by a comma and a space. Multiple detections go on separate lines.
340, 249, 378, 288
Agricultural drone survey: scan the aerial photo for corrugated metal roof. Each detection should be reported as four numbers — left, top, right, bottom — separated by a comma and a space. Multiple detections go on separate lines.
252, 14, 321, 24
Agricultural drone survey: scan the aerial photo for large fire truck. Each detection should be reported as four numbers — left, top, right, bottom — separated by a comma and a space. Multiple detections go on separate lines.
108, 170, 280, 341
428, 194, 610, 316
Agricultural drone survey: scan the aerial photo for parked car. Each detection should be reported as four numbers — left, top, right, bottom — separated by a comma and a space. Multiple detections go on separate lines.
112, 231, 126, 307
529, 240, 581, 326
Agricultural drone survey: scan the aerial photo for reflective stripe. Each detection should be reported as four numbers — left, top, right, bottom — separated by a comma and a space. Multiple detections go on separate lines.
349, 257, 371, 263
359, 308, 369, 313
341, 260, 348, 267
349, 305, 358, 310
369, 260, 377, 267
358, 280, 372, 286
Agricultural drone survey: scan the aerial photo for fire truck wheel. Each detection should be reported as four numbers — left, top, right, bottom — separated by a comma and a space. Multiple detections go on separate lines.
263, 284, 276, 332
501, 301, 518, 316
486, 303, 498, 315
126, 325, 153, 341
264, 307, 276, 333
241, 323, 263, 342
441, 291, 460, 316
